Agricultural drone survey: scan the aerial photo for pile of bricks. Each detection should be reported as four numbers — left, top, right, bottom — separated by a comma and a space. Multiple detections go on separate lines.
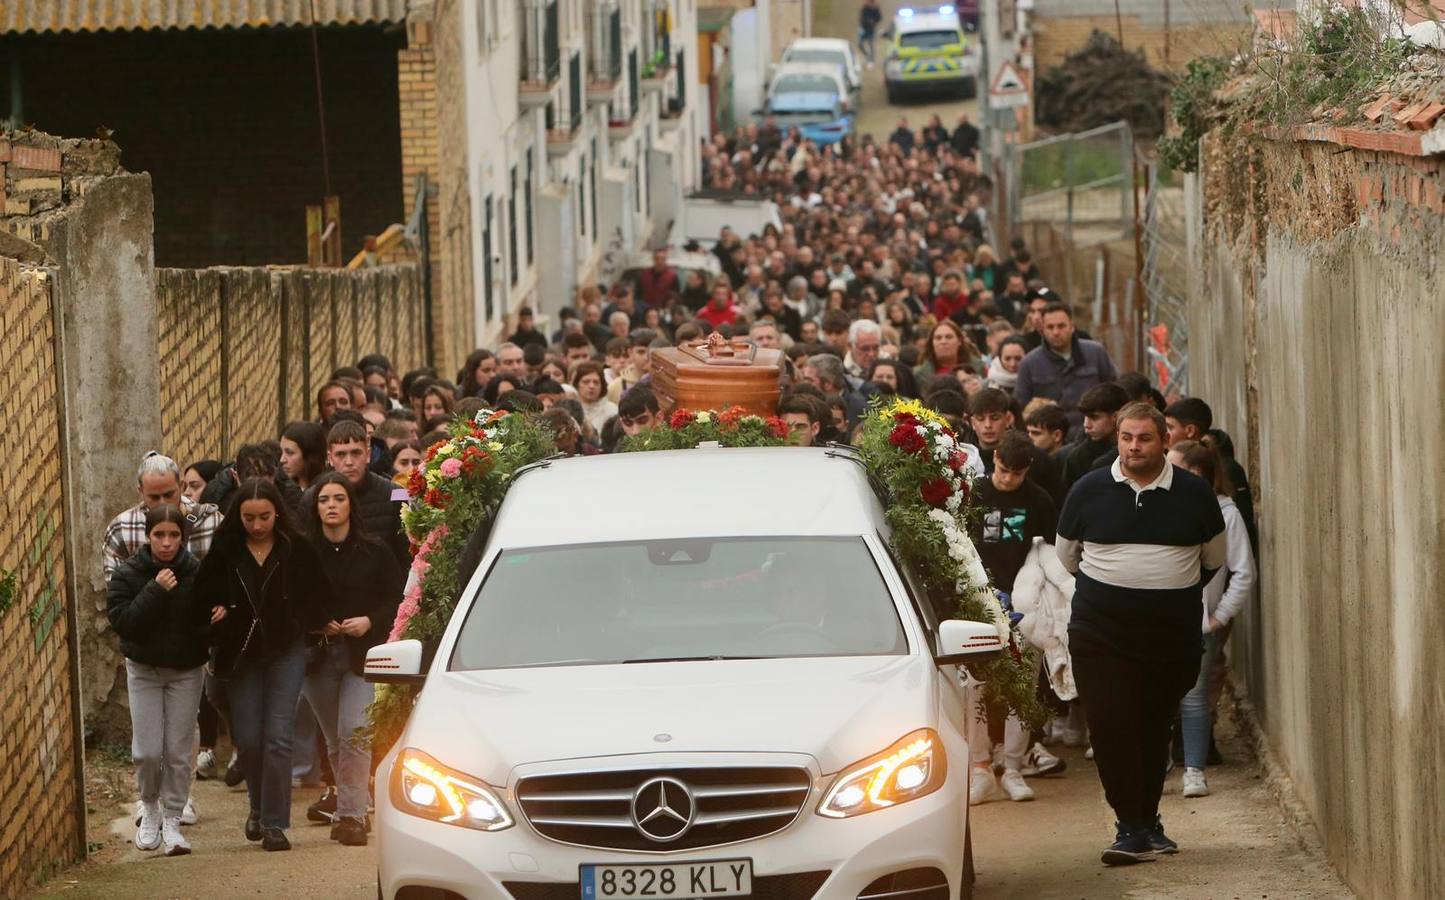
1, 131, 123, 251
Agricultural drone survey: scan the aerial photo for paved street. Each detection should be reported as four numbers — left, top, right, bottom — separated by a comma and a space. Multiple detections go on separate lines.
812, 0, 981, 139
39, 702, 1350, 899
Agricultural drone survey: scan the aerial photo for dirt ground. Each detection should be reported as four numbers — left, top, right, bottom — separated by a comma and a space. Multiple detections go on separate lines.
35, 699, 1352, 900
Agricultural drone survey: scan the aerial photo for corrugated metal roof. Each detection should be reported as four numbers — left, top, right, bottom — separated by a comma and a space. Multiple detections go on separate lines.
0, 1, 411, 34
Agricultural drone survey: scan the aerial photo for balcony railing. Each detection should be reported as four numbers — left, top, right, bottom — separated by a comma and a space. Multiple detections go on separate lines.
521, 0, 561, 85
588, 4, 622, 84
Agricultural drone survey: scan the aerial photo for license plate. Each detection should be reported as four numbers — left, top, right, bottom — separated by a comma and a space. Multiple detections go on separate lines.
580, 859, 752, 898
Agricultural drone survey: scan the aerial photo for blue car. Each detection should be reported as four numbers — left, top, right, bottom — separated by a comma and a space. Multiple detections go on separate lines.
761, 91, 854, 147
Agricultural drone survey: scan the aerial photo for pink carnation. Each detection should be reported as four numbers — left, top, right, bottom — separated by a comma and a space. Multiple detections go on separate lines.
439, 458, 463, 478
387, 525, 449, 641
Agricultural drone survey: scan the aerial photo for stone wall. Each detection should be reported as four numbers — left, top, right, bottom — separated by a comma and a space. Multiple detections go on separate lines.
1186, 130, 1445, 899
0, 256, 85, 897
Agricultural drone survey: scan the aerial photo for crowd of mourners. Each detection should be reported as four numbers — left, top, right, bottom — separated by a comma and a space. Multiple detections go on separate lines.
103, 116, 1258, 868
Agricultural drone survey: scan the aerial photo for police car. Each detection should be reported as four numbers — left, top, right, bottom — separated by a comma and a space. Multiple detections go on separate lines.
884, 4, 978, 103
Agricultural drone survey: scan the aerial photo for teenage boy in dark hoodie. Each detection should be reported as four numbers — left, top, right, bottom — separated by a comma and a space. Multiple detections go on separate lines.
1061, 382, 1129, 495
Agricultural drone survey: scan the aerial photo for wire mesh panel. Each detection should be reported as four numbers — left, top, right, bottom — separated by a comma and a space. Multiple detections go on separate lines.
1002, 121, 1138, 368
1011, 121, 1132, 251
1139, 157, 1189, 399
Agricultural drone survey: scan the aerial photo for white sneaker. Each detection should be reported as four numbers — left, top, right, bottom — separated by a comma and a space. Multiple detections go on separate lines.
180, 796, 198, 826
195, 749, 218, 780
134, 802, 162, 851
1019, 742, 1067, 776
162, 816, 191, 856
1000, 769, 1035, 802
1085, 745, 1095, 760
1182, 767, 1210, 798
968, 766, 998, 806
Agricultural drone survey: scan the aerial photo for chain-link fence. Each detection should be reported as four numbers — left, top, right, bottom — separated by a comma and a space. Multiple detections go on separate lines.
1000, 120, 1140, 371
1138, 155, 1189, 399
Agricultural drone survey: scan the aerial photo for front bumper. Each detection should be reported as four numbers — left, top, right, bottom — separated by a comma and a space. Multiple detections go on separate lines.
885, 74, 975, 96
377, 749, 968, 900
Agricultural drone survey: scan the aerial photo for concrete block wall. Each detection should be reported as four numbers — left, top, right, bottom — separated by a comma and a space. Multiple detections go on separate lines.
156, 265, 426, 468
1188, 132, 1445, 899
0, 257, 84, 898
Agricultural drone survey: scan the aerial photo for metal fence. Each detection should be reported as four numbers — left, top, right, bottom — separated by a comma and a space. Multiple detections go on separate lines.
1000, 120, 1141, 371
1138, 156, 1189, 399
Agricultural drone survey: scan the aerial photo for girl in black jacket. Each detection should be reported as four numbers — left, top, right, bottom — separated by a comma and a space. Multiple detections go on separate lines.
299, 472, 404, 845
106, 505, 209, 857
195, 478, 333, 852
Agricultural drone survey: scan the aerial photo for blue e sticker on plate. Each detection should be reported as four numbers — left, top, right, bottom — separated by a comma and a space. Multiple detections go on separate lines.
580, 866, 597, 898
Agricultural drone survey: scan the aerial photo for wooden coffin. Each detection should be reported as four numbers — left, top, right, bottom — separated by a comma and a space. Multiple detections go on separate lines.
651, 334, 784, 417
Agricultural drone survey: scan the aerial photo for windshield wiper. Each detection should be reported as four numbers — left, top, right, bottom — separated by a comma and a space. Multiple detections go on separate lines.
622, 655, 766, 664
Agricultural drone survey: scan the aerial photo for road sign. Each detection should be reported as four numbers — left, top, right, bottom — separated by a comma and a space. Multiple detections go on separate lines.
989, 60, 1029, 109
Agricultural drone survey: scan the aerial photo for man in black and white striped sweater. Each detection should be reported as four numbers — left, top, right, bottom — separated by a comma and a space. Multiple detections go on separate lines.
1057, 401, 1226, 866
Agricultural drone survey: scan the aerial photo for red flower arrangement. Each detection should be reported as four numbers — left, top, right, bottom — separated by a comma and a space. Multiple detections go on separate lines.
920, 478, 954, 508
766, 416, 789, 439
407, 467, 426, 498
889, 423, 926, 455
669, 409, 696, 429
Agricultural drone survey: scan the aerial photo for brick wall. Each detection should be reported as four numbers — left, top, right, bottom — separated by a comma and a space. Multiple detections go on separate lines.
0, 257, 83, 896
1032, 14, 1251, 73
157, 265, 426, 465
400, 2, 476, 379
4, 25, 405, 268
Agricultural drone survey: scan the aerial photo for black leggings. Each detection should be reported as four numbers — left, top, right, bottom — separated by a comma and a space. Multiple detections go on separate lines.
198, 690, 220, 748
1071, 648, 1199, 827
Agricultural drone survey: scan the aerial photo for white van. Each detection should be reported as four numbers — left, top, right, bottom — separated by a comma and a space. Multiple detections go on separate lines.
778, 37, 862, 108
368, 446, 1002, 899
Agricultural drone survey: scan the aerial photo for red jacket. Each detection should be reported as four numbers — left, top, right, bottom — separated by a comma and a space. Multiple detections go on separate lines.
932, 291, 969, 321
697, 300, 740, 328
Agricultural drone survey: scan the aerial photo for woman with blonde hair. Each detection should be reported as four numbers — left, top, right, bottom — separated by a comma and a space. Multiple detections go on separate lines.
970, 243, 1002, 293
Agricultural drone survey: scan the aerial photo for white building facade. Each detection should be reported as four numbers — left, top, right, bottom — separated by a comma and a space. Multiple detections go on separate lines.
460, 0, 703, 345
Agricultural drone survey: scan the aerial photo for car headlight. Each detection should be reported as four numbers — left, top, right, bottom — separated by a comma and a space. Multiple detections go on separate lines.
817, 728, 947, 818
391, 748, 514, 831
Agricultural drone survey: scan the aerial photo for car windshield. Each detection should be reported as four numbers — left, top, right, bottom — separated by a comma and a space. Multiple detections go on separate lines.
772, 73, 838, 95
787, 49, 846, 68
449, 537, 908, 669
899, 29, 959, 50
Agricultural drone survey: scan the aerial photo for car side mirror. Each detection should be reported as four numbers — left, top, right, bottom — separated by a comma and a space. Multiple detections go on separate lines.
364, 639, 427, 684
933, 619, 1003, 666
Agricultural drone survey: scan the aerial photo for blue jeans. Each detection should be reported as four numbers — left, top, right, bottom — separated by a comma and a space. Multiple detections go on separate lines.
227, 639, 307, 829
291, 693, 323, 785
302, 641, 376, 819
1179, 632, 1224, 770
